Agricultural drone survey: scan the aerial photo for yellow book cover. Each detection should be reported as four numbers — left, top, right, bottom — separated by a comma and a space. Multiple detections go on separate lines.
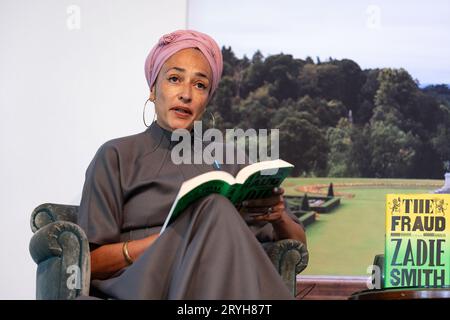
385, 194, 450, 288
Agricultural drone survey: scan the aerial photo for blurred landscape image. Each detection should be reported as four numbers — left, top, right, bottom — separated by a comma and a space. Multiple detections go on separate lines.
189, 0, 450, 275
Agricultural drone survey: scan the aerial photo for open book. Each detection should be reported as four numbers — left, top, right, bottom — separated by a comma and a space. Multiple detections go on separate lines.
160, 159, 294, 234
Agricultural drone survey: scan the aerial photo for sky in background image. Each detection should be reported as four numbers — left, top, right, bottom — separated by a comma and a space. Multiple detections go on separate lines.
188, 0, 450, 85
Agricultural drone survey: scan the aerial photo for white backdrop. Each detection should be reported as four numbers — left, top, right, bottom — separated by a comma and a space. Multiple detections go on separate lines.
0, 0, 187, 299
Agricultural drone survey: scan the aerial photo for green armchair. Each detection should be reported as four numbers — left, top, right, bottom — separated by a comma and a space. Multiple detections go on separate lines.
29, 203, 308, 299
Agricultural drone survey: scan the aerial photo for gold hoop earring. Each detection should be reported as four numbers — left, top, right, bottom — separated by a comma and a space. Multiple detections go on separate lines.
143, 98, 156, 127
209, 111, 216, 129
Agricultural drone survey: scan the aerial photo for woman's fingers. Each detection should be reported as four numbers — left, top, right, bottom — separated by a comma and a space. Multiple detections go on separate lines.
242, 188, 284, 208
242, 201, 278, 212
252, 211, 282, 222
248, 202, 286, 221
238, 187, 285, 217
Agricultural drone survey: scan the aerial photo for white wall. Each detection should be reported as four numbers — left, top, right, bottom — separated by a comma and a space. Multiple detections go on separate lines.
0, 0, 187, 299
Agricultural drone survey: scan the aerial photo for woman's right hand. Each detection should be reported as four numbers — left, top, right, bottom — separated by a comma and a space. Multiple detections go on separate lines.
90, 233, 159, 280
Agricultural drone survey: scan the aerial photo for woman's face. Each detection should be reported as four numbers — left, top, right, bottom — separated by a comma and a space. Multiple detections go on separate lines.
151, 48, 212, 131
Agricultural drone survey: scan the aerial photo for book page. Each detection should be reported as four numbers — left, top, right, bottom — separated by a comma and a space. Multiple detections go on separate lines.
230, 164, 293, 204
235, 159, 293, 184
178, 170, 236, 198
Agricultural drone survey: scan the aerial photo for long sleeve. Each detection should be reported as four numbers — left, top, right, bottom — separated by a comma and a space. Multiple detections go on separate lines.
78, 142, 124, 248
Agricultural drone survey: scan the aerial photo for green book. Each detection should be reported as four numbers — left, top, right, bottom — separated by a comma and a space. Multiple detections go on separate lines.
385, 194, 450, 288
160, 159, 294, 234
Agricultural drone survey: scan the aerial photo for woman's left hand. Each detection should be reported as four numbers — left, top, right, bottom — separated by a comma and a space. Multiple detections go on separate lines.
239, 186, 307, 244
239, 187, 287, 224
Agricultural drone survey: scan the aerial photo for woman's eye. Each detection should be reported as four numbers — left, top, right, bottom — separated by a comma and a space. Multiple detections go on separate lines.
196, 82, 207, 90
168, 76, 179, 83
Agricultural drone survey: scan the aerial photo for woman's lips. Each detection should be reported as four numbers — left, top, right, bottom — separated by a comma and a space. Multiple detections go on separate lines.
171, 107, 192, 119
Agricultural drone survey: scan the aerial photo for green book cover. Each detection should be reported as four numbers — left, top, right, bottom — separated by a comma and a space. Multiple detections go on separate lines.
160, 159, 294, 234
385, 194, 450, 288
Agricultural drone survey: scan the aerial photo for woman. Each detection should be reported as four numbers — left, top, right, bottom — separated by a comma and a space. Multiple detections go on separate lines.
78, 29, 306, 299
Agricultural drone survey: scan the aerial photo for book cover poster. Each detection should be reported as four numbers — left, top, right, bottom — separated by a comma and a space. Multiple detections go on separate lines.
385, 194, 450, 288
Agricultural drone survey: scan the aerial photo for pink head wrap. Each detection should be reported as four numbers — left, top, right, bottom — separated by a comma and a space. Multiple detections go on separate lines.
144, 29, 223, 96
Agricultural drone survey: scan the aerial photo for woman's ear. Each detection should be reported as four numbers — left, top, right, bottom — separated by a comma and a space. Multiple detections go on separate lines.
149, 86, 156, 102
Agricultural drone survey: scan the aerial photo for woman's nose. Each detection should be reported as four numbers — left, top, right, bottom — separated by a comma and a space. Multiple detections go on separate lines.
178, 83, 192, 103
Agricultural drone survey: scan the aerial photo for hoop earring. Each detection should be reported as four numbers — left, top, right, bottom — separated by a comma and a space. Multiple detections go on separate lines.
208, 111, 216, 129
143, 98, 156, 127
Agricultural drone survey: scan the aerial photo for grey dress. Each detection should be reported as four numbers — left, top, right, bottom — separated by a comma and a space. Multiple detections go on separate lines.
77, 121, 300, 299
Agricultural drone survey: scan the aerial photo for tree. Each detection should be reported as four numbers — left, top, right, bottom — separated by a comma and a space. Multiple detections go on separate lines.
367, 121, 419, 178
295, 96, 347, 128
298, 64, 320, 98
357, 69, 381, 124
276, 112, 328, 176
349, 124, 372, 177
265, 55, 303, 101
423, 84, 450, 106
373, 68, 433, 135
221, 46, 240, 77
326, 118, 355, 177
237, 85, 279, 130
241, 51, 265, 97
431, 104, 450, 175
305, 56, 314, 64
332, 59, 365, 112
298, 59, 365, 110
208, 76, 237, 128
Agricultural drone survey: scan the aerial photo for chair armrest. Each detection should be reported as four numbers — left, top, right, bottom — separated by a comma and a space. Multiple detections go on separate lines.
30, 203, 79, 232
29, 221, 90, 299
373, 254, 385, 289
262, 239, 309, 296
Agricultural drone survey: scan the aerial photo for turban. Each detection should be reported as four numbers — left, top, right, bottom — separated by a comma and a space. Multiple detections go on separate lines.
144, 29, 223, 97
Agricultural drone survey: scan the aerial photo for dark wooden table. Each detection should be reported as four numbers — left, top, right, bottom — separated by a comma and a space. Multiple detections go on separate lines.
349, 287, 450, 300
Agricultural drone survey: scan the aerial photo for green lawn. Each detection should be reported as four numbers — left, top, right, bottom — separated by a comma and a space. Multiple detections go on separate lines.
282, 177, 443, 275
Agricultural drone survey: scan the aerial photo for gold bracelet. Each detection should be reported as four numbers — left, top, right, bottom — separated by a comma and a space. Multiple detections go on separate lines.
122, 241, 134, 265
